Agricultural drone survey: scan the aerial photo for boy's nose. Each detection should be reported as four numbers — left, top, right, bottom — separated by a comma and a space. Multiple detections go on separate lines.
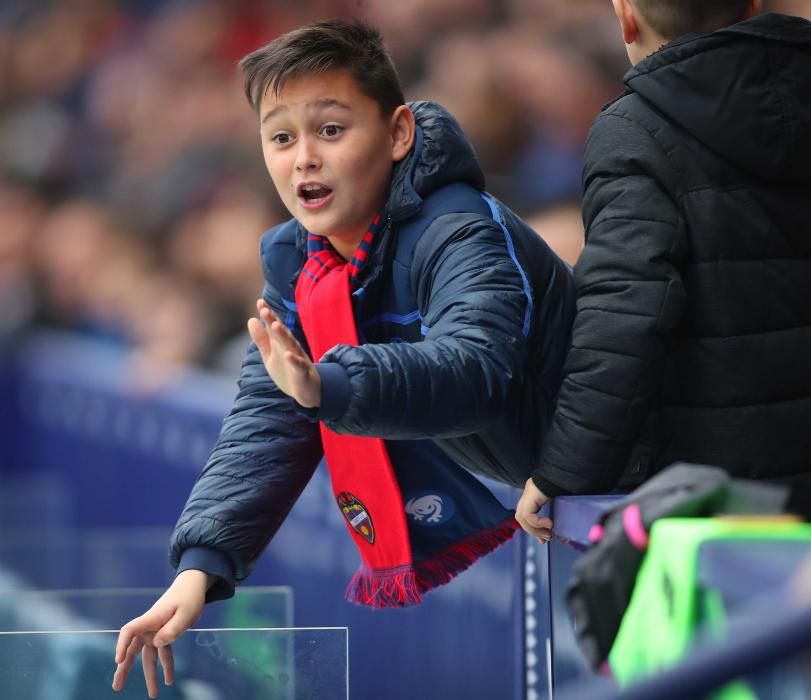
294, 139, 321, 172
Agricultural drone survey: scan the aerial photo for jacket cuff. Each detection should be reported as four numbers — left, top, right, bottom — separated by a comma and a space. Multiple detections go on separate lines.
176, 547, 236, 603
532, 470, 571, 499
312, 362, 350, 421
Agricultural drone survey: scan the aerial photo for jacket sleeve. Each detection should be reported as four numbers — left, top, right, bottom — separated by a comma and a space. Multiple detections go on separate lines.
170, 249, 322, 601
317, 213, 532, 439
533, 112, 687, 496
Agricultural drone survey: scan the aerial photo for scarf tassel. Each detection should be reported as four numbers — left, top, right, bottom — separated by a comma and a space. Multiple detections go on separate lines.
345, 518, 520, 609
345, 565, 423, 609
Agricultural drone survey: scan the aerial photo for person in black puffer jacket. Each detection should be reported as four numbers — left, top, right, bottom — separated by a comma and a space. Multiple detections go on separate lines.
517, 0, 811, 535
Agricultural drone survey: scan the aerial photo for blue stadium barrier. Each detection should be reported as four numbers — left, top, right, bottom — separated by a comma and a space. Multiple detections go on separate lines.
0, 331, 540, 700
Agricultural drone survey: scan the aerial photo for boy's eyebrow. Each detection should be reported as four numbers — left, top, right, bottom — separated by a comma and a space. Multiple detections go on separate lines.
261, 98, 352, 126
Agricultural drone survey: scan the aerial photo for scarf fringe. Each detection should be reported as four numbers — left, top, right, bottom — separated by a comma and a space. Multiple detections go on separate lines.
345, 565, 423, 609
345, 517, 520, 609
414, 517, 520, 594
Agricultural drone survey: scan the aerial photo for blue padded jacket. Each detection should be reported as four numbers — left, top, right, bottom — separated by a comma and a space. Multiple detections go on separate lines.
171, 101, 575, 599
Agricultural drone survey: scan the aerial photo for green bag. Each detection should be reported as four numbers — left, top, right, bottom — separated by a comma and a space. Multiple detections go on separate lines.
565, 464, 790, 670
609, 517, 811, 698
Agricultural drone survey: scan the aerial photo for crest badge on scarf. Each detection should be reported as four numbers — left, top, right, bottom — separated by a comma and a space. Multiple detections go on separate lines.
337, 492, 375, 544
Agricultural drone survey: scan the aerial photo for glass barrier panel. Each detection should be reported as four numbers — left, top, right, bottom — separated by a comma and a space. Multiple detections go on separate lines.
0, 627, 348, 700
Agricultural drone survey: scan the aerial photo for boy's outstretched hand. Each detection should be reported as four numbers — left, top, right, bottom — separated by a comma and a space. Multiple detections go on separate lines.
113, 569, 209, 698
515, 478, 554, 544
248, 299, 321, 408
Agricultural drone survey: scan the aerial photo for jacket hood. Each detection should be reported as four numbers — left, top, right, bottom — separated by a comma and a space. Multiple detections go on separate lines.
389, 101, 485, 221
623, 13, 811, 184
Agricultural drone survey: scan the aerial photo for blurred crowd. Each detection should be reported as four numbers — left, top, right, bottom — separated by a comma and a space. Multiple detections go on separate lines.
1, 0, 806, 382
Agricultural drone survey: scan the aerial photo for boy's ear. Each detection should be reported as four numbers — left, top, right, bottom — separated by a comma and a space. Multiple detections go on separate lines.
390, 105, 416, 163
612, 0, 641, 45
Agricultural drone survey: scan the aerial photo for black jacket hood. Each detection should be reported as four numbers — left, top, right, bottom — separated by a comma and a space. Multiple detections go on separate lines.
389, 100, 485, 221
623, 13, 811, 184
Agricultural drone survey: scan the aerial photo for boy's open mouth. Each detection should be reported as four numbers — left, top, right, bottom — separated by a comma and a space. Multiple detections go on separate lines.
298, 182, 333, 204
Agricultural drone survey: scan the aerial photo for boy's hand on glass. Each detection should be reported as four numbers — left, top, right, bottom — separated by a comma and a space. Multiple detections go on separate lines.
515, 478, 553, 544
248, 298, 322, 408
112, 569, 209, 697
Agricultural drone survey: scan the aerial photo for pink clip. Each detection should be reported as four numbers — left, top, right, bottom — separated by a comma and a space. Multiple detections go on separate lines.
622, 504, 649, 551
587, 523, 605, 543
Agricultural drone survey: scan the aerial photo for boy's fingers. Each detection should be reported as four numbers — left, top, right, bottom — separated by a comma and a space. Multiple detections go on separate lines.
515, 509, 554, 541
112, 637, 142, 690
267, 316, 301, 355
517, 519, 553, 543
115, 628, 133, 665
112, 661, 128, 691
259, 306, 281, 326
259, 308, 308, 364
158, 645, 175, 686
112, 664, 128, 691
116, 615, 153, 663
154, 606, 198, 647
259, 309, 284, 351
532, 516, 554, 530
247, 318, 271, 359
142, 644, 159, 698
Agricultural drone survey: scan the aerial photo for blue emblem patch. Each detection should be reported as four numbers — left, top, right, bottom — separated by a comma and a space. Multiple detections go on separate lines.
404, 492, 456, 527
337, 492, 375, 544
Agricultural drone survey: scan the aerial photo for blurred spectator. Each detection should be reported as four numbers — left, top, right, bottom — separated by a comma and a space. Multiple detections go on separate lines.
125, 271, 213, 388
32, 199, 127, 342
165, 176, 282, 370
526, 203, 584, 268
770, 0, 811, 19
0, 181, 43, 347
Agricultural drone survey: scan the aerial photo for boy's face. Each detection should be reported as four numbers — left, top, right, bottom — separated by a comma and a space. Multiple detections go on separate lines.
259, 69, 405, 253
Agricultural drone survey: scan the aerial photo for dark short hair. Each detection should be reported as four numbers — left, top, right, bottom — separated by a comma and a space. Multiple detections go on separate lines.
633, 0, 751, 39
239, 20, 405, 117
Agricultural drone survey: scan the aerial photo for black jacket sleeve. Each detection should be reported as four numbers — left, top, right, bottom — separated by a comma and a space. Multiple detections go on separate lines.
320, 213, 533, 439
533, 111, 687, 496
169, 261, 323, 601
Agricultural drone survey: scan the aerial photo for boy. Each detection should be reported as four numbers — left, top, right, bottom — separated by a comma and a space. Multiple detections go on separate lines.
113, 20, 575, 696
517, 1, 811, 538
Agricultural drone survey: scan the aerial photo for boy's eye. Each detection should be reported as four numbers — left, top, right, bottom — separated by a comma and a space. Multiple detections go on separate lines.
319, 124, 344, 138
271, 132, 294, 145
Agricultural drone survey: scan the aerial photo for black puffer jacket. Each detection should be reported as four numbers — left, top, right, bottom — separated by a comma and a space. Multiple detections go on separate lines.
534, 13, 811, 496
170, 102, 575, 597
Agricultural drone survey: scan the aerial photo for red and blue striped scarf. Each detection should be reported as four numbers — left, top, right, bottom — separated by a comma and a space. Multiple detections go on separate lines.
294, 212, 519, 608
